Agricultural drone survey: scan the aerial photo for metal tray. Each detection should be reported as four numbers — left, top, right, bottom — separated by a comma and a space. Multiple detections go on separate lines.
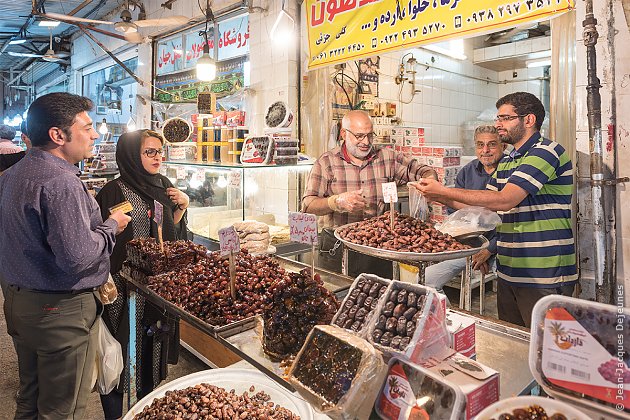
333, 222, 488, 263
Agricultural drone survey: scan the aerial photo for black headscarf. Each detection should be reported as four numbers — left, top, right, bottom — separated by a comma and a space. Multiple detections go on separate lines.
116, 129, 179, 241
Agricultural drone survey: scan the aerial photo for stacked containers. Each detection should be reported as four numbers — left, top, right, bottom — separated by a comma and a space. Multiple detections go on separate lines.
266, 127, 299, 165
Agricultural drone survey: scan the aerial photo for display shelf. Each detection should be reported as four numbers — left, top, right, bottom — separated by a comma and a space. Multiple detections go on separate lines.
162, 161, 313, 242
163, 160, 313, 169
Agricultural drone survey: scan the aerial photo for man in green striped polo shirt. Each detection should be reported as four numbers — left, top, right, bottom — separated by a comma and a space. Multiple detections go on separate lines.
412, 92, 576, 327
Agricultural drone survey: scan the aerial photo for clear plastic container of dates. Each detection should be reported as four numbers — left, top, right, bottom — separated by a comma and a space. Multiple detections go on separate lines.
373, 357, 466, 420
288, 325, 386, 420
365, 281, 451, 363
529, 295, 630, 419
331, 274, 391, 337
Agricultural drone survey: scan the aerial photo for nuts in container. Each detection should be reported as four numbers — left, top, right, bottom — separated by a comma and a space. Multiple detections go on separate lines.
337, 212, 471, 253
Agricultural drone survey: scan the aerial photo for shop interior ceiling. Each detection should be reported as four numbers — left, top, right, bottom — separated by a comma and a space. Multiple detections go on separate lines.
0, 0, 196, 85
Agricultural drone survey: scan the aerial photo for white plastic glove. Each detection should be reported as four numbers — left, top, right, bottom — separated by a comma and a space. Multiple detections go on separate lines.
335, 189, 368, 213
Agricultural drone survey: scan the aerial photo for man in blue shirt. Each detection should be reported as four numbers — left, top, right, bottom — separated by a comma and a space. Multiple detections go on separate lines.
424, 125, 505, 292
0, 92, 130, 419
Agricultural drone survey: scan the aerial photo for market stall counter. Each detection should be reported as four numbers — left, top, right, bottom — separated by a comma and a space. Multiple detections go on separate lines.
122, 267, 535, 410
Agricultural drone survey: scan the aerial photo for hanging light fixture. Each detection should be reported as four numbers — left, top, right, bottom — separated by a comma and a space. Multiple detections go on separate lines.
126, 105, 137, 131
270, 0, 295, 46
98, 118, 109, 135
196, 1, 217, 82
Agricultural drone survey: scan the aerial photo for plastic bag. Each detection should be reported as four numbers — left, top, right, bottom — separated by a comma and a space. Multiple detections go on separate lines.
407, 182, 429, 220
98, 274, 118, 305
436, 206, 501, 237
96, 317, 123, 395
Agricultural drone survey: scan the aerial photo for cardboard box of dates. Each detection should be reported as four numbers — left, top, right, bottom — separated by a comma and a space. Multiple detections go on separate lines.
373, 357, 466, 420
529, 295, 630, 419
288, 325, 386, 420
331, 274, 391, 337
365, 281, 452, 363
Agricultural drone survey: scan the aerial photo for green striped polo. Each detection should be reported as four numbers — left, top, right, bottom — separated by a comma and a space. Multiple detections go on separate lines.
486, 132, 577, 287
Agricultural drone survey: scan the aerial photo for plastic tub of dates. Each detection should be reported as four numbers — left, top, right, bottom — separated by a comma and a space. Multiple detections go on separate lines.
331, 273, 391, 336
288, 325, 385, 420
475, 396, 590, 420
373, 357, 466, 420
529, 295, 630, 419
366, 281, 451, 363
123, 368, 314, 420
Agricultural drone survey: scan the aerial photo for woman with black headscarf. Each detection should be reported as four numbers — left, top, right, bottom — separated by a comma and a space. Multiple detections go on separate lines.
95, 129, 190, 420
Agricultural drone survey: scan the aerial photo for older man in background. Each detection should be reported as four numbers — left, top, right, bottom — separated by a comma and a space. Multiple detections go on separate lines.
424, 125, 505, 293
0, 124, 22, 155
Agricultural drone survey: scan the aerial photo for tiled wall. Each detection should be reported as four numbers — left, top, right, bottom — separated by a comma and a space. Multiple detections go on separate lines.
323, 44, 548, 150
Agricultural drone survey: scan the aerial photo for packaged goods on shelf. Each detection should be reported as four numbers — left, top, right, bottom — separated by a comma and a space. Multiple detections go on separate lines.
262, 269, 339, 361
427, 156, 461, 168
403, 136, 425, 147
423, 145, 463, 157
392, 135, 404, 146
430, 202, 450, 217
331, 274, 391, 336
226, 110, 246, 127
240, 136, 274, 164
529, 295, 630, 418
446, 311, 476, 358
422, 353, 500, 419
374, 357, 466, 420
289, 325, 385, 419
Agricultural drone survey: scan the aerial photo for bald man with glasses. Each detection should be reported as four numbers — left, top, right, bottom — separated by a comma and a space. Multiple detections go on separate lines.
302, 110, 437, 278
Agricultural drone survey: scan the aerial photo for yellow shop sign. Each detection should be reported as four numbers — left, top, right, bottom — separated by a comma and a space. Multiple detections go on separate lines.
306, 0, 574, 69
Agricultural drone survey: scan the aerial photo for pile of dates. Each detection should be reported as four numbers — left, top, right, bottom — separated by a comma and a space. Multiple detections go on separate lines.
291, 328, 362, 405
134, 383, 300, 419
337, 211, 470, 253
262, 269, 339, 360
371, 286, 426, 351
333, 276, 387, 333
146, 250, 286, 326
490, 405, 567, 420
126, 238, 207, 275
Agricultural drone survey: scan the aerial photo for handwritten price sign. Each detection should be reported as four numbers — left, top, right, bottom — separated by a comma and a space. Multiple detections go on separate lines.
289, 212, 318, 245
382, 182, 398, 203
218, 226, 240, 255
153, 200, 164, 225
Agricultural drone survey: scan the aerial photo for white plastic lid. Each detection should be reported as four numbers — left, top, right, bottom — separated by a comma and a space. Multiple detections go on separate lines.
374, 357, 465, 420
529, 295, 630, 418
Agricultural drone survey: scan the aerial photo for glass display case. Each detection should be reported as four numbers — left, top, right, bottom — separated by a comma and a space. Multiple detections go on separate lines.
161, 161, 313, 245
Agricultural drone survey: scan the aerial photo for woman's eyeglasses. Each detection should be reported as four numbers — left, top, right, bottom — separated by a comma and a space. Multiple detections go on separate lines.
142, 148, 164, 158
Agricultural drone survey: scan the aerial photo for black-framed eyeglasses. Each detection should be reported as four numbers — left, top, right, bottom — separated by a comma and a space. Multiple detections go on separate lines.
345, 129, 376, 142
493, 114, 528, 122
142, 148, 164, 158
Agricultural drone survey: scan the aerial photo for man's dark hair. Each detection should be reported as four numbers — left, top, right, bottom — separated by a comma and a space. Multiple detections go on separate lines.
0, 124, 16, 140
27, 93, 93, 147
20, 120, 27, 137
496, 92, 545, 131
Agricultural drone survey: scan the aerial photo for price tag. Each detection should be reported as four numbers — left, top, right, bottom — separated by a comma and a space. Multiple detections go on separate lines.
194, 170, 205, 183
153, 200, 163, 226
229, 171, 242, 187
382, 182, 398, 203
289, 212, 318, 245
218, 226, 240, 255
176, 166, 187, 180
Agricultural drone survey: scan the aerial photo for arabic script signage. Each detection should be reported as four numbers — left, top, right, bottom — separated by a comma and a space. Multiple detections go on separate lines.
305, 0, 574, 69
156, 14, 249, 76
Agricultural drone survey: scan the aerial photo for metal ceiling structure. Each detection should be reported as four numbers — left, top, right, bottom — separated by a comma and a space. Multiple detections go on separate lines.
0, 1, 121, 79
